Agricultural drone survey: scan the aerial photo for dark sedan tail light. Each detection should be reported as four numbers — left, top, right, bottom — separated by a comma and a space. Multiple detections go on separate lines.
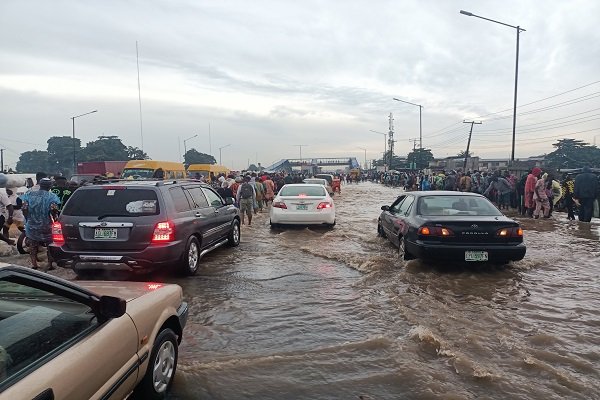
418, 226, 455, 237
273, 201, 287, 209
496, 227, 523, 237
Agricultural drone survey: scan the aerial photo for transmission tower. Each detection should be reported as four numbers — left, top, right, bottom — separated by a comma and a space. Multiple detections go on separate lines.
388, 113, 395, 168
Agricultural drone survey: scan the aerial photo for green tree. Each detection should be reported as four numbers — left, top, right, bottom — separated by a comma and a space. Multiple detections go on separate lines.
457, 150, 473, 158
47, 136, 80, 176
127, 146, 148, 160
79, 136, 129, 162
184, 149, 216, 166
16, 150, 50, 173
546, 139, 600, 169
407, 148, 434, 170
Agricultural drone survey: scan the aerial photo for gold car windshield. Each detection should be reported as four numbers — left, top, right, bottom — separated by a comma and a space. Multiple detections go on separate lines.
0, 280, 97, 387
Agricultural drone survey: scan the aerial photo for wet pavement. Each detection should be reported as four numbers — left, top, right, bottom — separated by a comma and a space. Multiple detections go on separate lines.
3, 182, 597, 399
165, 182, 600, 399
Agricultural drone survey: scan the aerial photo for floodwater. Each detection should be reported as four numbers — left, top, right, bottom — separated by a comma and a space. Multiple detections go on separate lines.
168, 182, 600, 399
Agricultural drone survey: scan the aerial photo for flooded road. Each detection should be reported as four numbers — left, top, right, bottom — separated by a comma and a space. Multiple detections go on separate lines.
167, 182, 600, 399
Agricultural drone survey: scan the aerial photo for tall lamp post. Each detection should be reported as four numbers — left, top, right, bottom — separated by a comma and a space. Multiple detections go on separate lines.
292, 144, 307, 173
183, 134, 198, 161
369, 130, 387, 171
71, 110, 97, 174
393, 98, 423, 149
218, 144, 231, 165
357, 147, 367, 170
393, 98, 423, 170
460, 10, 525, 163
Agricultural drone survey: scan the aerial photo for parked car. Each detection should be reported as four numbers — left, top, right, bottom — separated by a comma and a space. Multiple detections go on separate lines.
270, 184, 336, 227
49, 180, 240, 277
377, 191, 526, 264
303, 178, 334, 196
0, 264, 188, 399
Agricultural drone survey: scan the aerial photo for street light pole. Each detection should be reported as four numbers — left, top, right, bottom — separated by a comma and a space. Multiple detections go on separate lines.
218, 144, 231, 165
183, 134, 198, 162
369, 130, 387, 171
292, 144, 307, 173
393, 98, 423, 170
70, 110, 97, 174
460, 10, 525, 163
357, 147, 367, 170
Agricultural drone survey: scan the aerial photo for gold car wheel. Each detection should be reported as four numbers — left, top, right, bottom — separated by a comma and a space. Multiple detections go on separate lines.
153, 340, 176, 393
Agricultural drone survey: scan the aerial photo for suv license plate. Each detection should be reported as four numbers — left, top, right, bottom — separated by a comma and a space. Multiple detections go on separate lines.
296, 204, 308, 210
94, 228, 118, 239
465, 251, 488, 262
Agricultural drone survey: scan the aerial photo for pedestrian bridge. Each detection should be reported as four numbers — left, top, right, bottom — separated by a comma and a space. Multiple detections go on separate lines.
266, 157, 360, 173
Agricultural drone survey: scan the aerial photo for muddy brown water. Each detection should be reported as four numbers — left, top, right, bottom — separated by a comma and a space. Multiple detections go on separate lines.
4, 182, 598, 399
163, 182, 600, 399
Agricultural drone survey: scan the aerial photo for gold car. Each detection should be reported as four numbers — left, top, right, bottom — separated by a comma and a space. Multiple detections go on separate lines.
0, 263, 188, 400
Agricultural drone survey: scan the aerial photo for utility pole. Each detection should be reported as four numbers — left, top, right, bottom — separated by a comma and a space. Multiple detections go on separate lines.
0, 148, 4, 173
463, 120, 482, 170
388, 113, 395, 169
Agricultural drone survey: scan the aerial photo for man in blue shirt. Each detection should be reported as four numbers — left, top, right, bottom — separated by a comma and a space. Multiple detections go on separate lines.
20, 178, 61, 270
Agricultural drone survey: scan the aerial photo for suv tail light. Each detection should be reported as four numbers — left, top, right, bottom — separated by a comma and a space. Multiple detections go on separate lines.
496, 227, 523, 237
51, 221, 65, 244
273, 201, 287, 209
317, 202, 332, 210
152, 221, 175, 243
418, 226, 455, 237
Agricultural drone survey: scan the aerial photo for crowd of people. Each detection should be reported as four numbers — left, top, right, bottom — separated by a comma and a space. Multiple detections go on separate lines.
370, 167, 599, 222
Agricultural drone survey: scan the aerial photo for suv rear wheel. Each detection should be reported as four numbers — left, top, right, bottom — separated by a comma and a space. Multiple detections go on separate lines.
180, 236, 200, 275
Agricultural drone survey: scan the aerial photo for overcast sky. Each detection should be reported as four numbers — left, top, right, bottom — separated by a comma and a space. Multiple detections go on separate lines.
1, 0, 599, 170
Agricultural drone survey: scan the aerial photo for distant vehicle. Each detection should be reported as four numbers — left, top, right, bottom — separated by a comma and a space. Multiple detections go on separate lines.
187, 164, 230, 179
378, 191, 526, 264
314, 173, 339, 194
303, 178, 334, 196
121, 160, 186, 180
270, 184, 335, 227
0, 264, 188, 399
69, 173, 99, 185
49, 180, 240, 277
75, 161, 128, 177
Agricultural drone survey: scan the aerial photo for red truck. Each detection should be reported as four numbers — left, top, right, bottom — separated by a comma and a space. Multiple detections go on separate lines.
71, 161, 128, 183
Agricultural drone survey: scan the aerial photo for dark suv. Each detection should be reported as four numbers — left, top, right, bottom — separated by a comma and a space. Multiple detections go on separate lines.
49, 180, 240, 276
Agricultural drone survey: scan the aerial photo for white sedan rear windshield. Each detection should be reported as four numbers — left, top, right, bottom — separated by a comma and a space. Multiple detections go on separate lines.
280, 186, 326, 197
419, 195, 502, 216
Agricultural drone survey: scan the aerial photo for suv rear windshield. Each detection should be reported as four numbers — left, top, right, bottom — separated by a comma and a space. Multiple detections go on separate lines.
62, 188, 160, 216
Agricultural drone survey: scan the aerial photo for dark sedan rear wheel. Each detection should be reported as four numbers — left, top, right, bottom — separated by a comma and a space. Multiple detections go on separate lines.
180, 236, 200, 276
228, 220, 240, 247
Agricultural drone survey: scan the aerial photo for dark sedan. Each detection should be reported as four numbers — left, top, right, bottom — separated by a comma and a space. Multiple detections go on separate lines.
377, 191, 526, 264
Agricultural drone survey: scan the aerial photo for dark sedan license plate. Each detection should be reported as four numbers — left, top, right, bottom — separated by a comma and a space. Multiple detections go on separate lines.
465, 251, 488, 262
94, 228, 118, 239
296, 204, 308, 210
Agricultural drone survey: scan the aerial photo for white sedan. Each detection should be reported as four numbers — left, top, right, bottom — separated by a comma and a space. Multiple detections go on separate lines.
270, 184, 336, 227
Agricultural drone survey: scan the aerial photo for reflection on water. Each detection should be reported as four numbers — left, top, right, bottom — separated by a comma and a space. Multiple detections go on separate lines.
167, 182, 600, 399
